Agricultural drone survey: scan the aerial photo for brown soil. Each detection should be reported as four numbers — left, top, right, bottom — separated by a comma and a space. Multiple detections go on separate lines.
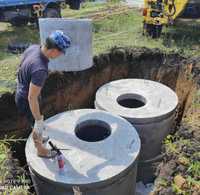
152, 63, 200, 195
0, 46, 199, 194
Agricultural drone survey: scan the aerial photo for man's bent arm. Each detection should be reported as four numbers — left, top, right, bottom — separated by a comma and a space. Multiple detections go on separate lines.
28, 82, 43, 121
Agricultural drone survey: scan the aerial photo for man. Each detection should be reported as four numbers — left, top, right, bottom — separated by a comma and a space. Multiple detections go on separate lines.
15, 30, 71, 158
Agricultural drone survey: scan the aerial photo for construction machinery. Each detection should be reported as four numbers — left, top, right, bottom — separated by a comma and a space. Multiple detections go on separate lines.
0, 0, 81, 26
143, 0, 200, 38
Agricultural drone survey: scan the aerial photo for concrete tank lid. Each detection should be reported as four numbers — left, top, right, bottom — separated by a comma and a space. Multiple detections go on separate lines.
25, 109, 140, 185
95, 79, 178, 123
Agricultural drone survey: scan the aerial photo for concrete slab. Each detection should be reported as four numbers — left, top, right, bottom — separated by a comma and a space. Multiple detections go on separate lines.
95, 79, 178, 124
95, 79, 178, 182
26, 109, 141, 185
39, 18, 93, 72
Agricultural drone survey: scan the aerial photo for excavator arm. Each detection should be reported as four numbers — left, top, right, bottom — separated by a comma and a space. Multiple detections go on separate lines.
164, 0, 189, 20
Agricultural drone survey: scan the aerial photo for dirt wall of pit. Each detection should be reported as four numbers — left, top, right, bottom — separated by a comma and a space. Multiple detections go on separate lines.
0, 47, 197, 139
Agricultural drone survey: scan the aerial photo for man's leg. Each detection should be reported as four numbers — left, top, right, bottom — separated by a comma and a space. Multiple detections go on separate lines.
25, 99, 52, 156
15, 94, 52, 158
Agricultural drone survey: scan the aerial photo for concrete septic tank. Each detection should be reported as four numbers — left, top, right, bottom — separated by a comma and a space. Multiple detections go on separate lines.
25, 109, 141, 195
39, 18, 93, 72
95, 79, 178, 183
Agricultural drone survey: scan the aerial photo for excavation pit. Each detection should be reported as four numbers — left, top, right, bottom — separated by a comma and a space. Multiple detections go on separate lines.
0, 47, 197, 194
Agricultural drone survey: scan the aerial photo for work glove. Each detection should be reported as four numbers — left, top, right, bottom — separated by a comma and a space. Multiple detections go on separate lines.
34, 116, 46, 135
33, 116, 49, 143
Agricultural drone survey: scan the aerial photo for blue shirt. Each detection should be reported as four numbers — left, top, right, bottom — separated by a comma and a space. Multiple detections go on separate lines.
16, 45, 49, 99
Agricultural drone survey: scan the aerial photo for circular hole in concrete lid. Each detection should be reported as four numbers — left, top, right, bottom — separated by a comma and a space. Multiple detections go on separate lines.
75, 120, 111, 142
117, 93, 146, 108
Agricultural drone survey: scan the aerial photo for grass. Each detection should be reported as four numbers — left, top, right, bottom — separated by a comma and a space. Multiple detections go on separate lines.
0, 140, 9, 191
159, 92, 200, 194
62, 1, 120, 18
0, 25, 39, 94
187, 161, 200, 177
1, 2, 200, 94
161, 137, 200, 194
0, 139, 33, 195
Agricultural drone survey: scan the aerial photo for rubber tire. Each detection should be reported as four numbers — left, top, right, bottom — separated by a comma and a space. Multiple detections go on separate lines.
69, 0, 81, 10
44, 8, 61, 18
10, 17, 29, 27
7, 42, 30, 54
34, 8, 61, 28
146, 24, 162, 39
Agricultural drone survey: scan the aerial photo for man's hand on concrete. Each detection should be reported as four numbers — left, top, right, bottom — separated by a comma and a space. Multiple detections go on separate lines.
32, 131, 56, 158
32, 116, 52, 158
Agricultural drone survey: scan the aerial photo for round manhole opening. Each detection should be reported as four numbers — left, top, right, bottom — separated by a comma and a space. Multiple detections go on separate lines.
117, 94, 146, 108
75, 120, 111, 142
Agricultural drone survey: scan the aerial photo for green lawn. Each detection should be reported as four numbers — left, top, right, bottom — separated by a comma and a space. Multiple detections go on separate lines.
0, 25, 39, 94
0, 2, 200, 94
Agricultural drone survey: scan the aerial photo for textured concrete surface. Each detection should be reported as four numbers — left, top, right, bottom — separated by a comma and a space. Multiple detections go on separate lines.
39, 18, 93, 72
95, 79, 178, 182
29, 162, 139, 195
95, 79, 178, 124
26, 109, 140, 194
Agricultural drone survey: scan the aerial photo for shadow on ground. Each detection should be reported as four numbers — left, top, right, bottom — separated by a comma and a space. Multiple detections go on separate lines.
162, 21, 200, 52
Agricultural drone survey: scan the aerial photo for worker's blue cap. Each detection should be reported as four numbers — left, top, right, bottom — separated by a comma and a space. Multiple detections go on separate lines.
49, 30, 71, 54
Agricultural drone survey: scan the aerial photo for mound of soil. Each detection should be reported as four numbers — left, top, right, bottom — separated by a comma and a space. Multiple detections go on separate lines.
152, 63, 200, 195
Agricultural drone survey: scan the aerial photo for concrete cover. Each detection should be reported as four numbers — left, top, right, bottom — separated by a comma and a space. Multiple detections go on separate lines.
95, 79, 178, 183
25, 109, 141, 185
95, 79, 178, 124
39, 18, 93, 72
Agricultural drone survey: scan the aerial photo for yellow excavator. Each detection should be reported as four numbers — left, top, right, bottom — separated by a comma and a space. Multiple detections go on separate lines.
143, 0, 200, 38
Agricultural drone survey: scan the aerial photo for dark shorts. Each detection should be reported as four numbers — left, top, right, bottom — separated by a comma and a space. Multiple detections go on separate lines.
15, 94, 34, 127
